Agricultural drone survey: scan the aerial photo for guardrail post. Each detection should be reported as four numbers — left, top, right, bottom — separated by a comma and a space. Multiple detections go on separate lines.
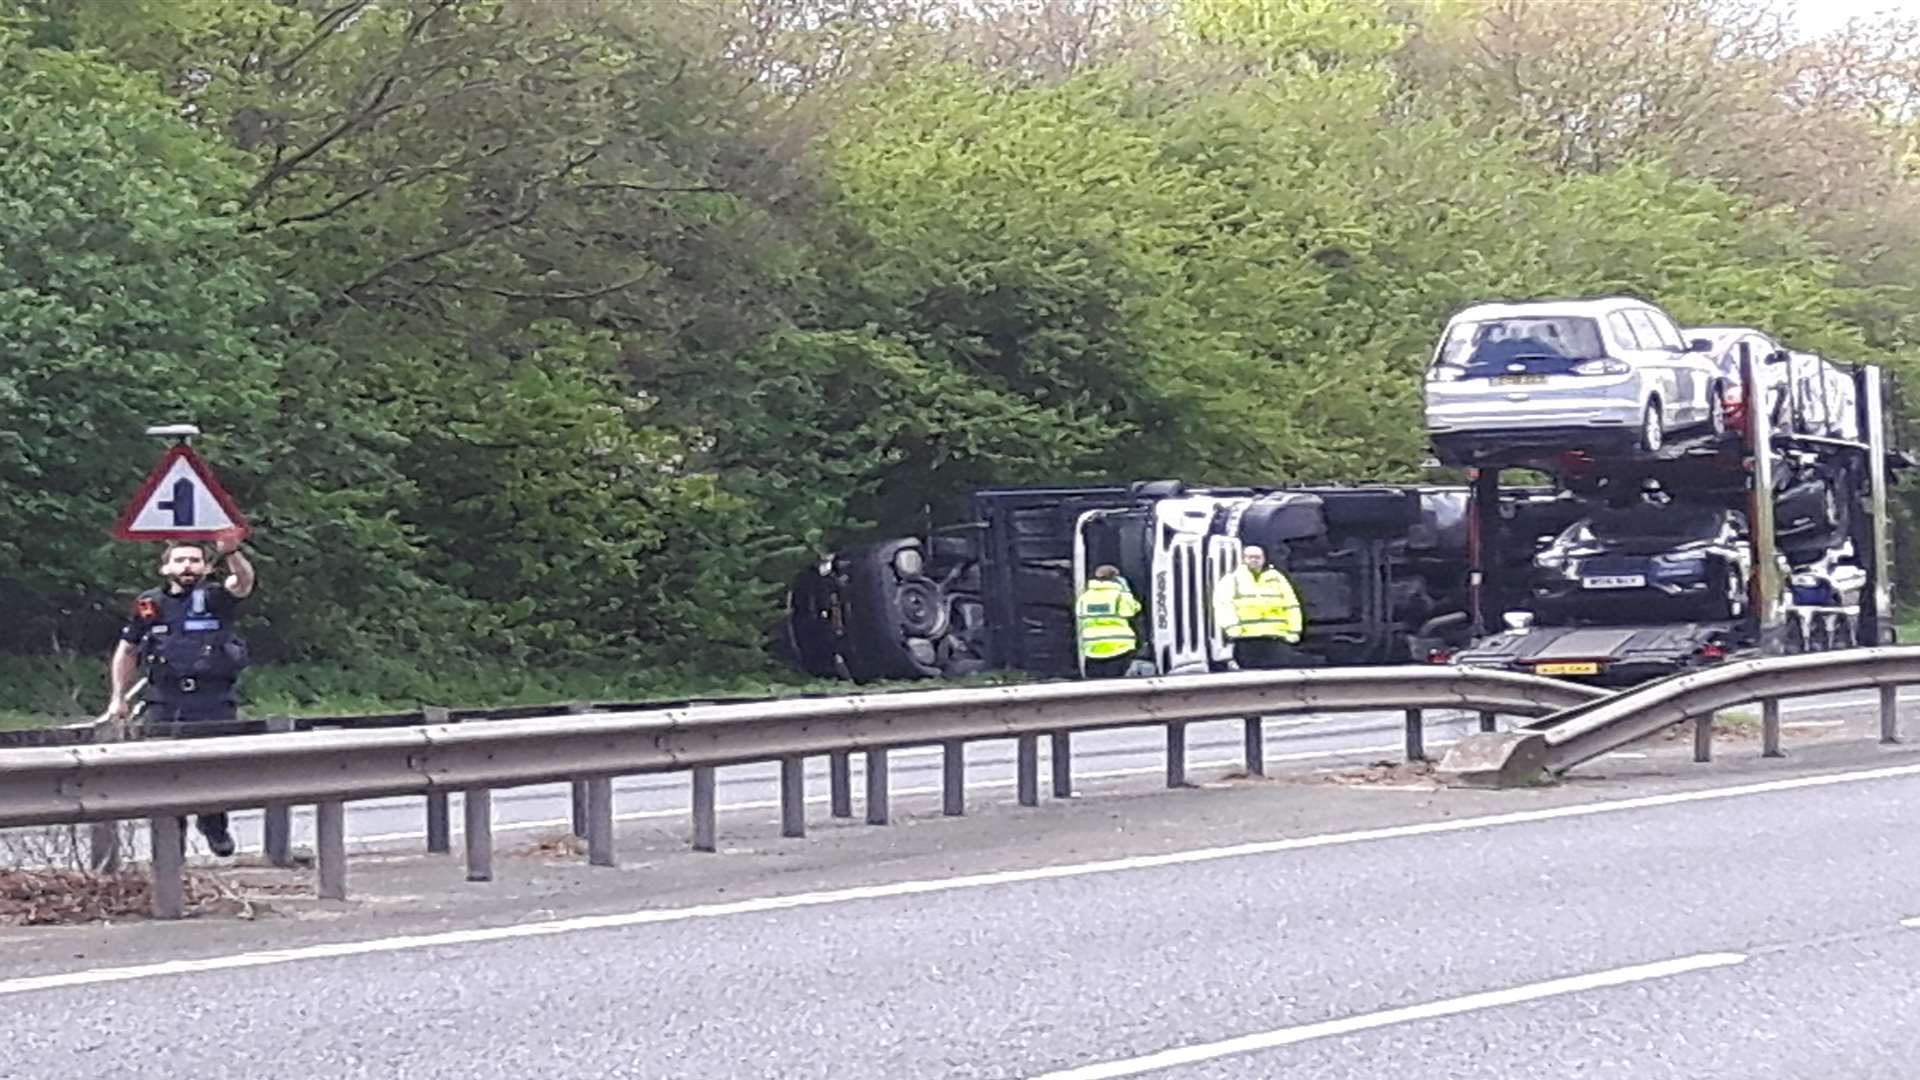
691, 766, 717, 851
262, 714, 295, 867
1881, 685, 1901, 744
1761, 699, 1783, 758
1167, 722, 1188, 788
1693, 716, 1713, 763
943, 740, 966, 816
316, 800, 347, 900
88, 821, 121, 875
566, 703, 591, 838
829, 751, 853, 818
781, 756, 807, 838
865, 750, 890, 824
1479, 711, 1498, 734
1243, 717, 1265, 777
1051, 732, 1072, 797
586, 778, 615, 867
87, 720, 125, 874
1404, 709, 1426, 763
464, 789, 493, 882
1017, 735, 1040, 806
570, 782, 590, 839
423, 706, 452, 855
150, 815, 185, 919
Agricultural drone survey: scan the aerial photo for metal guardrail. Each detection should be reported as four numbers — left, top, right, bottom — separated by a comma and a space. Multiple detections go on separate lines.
0, 688, 841, 749
1439, 646, 1920, 784
0, 666, 1598, 918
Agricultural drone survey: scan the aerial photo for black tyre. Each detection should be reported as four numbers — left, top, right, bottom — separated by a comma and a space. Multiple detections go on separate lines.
1639, 399, 1665, 453
1710, 561, 1748, 620
1833, 616, 1856, 650
1785, 616, 1806, 654
1808, 616, 1831, 653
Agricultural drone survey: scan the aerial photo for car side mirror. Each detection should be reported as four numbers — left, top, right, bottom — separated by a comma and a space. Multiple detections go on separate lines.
1686, 338, 1712, 353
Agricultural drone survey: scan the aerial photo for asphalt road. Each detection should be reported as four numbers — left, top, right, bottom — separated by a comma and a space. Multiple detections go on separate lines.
4, 749, 1919, 1078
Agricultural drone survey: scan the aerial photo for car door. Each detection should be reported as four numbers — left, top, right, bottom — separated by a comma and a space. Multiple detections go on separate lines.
1620, 309, 1683, 424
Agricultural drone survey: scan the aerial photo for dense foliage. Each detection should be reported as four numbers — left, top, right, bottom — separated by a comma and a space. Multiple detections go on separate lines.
2, 0, 1916, 701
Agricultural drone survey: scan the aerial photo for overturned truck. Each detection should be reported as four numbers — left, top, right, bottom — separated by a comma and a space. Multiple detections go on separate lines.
782, 480, 1578, 682
783, 328, 1904, 684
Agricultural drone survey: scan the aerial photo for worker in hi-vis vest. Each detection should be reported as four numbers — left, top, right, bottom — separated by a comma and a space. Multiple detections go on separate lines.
1076, 563, 1142, 678
1213, 544, 1304, 669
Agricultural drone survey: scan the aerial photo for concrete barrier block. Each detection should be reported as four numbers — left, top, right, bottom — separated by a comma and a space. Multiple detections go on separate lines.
1435, 732, 1553, 789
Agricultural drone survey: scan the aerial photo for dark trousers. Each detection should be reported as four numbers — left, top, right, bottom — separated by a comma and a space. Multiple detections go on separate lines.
1083, 655, 1133, 679
1232, 638, 1312, 669
138, 699, 238, 842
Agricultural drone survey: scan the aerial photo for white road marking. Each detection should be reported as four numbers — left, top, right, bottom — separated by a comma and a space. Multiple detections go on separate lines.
1783, 720, 1846, 729
1900, 917, 1920, 929
1022, 952, 1749, 1079
2, 760, 1916, 998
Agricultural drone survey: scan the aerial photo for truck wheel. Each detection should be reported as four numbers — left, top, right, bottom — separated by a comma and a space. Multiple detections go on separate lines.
1833, 616, 1856, 650
1639, 400, 1665, 453
1808, 616, 1831, 653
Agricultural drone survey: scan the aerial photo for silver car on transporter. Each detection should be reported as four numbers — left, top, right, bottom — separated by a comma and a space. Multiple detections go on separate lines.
1425, 297, 1727, 466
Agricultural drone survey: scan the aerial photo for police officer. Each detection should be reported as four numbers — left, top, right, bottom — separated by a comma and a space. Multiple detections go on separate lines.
1076, 564, 1142, 678
1213, 544, 1304, 669
106, 537, 256, 856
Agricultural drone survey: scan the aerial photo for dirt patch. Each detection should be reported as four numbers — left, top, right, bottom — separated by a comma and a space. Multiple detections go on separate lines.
1317, 760, 1441, 787
513, 833, 587, 859
0, 868, 284, 925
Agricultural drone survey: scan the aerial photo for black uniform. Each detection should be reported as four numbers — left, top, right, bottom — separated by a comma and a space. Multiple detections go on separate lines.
119, 582, 251, 850
120, 583, 249, 725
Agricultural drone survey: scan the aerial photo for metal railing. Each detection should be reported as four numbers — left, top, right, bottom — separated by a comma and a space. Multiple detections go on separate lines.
0, 666, 1598, 918
1439, 646, 1920, 784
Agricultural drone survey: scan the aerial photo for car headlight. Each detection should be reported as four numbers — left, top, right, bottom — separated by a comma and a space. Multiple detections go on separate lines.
1571, 358, 1632, 376
1427, 364, 1467, 383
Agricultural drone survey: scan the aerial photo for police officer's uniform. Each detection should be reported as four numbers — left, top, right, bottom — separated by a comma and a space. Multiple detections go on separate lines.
120, 582, 251, 848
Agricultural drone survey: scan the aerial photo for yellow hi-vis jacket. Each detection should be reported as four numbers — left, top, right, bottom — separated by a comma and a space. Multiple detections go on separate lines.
1214, 566, 1304, 643
1075, 579, 1141, 660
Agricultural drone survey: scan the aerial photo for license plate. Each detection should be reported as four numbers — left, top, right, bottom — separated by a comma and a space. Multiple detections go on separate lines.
1493, 374, 1547, 385
1535, 661, 1600, 676
1581, 574, 1646, 589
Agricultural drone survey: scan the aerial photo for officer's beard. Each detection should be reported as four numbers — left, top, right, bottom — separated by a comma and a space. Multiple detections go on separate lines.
166, 571, 203, 591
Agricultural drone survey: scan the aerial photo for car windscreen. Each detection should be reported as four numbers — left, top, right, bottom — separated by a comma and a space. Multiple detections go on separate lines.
1568, 506, 1726, 550
1435, 317, 1607, 377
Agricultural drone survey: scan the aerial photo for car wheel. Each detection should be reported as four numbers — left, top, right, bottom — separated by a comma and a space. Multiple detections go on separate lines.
1707, 385, 1728, 437
1639, 399, 1665, 453
1808, 616, 1831, 653
1719, 563, 1747, 620
1833, 616, 1855, 650
1784, 615, 1806, 654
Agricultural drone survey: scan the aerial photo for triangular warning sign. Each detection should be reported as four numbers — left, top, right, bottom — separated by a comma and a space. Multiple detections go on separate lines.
112, 445, 251, 542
